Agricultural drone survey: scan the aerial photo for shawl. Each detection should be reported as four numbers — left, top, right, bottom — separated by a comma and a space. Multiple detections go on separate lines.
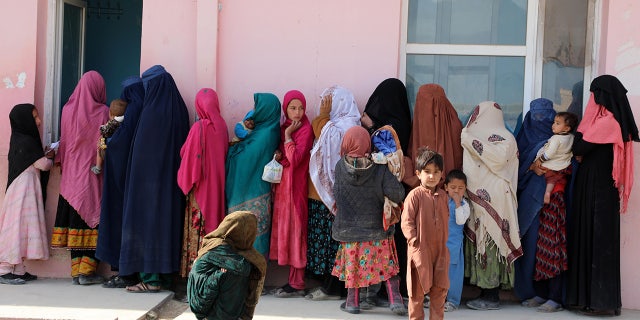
582, 75, 638, 212
178, 88, 229, 233
225, 93, 281, 255
340, 126, 371, 157
196, 211, 267, 318
96, 76, 145, 266
278, 90, 313, 163
7, 104, 45, 190
309, 86, 361, 212
119, 65, 190, 275
363, 78, 412, 153
516, 98, 556, 236
461, 101, 522, 264
409, 84, 463, 177
57, 70, 109, 228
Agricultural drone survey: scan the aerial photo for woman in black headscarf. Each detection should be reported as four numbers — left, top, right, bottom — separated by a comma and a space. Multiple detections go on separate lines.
566, 75, 639, 316
0, 104, 55, 285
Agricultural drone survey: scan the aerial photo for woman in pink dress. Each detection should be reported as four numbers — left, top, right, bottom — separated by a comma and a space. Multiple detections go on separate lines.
270, 90, 314, 297
0, 104, 55, 285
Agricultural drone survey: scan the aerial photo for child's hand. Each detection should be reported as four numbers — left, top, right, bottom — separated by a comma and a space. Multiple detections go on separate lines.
450, 192, 463, 207
320, 94, 332, 114
285, 121, 302, 140
273, 149, 283, 162
44, 148, 56, 159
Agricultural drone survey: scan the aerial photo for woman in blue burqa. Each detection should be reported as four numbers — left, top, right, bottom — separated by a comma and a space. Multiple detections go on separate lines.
119, 65, 190, 292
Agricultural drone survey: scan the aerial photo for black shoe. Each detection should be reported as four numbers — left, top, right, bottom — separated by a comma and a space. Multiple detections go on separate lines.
102, 275, 133, 288
18, 272, 37, 281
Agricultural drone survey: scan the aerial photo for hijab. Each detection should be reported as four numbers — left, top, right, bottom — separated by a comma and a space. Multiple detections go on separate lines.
178, 88, 229, 233
578, 75, 639, 212
309, 86, 361, 212
279, 90, 313, 156
7, 104, 45, 190
409, 84, 463, 176
363, 78, 412, 153
340, 126, 371, 157
57, 70, 109, 228
516, 98, 556, 235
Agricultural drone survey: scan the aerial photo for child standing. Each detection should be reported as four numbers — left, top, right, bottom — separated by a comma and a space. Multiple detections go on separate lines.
230, 110, 255, 145
534, 112, 578, 203
443, 169, 470, 312
91, 98, 127, 174
401, 148, 450, 320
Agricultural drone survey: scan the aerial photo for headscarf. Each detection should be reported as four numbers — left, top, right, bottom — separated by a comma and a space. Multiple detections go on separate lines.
409, 84, 463, 176
363, 78, 412, 153
196, 211, 267, 316
279, 90, 313, 156
516, 98, 556, 235
119, 65, 190, 275
309, 86, 361, 212
57, 70, 109, 228
178, 88, 229, 233
7, 104, 45, 190
462, 101, 521, 264
225, 93, 281, 255
578, 75, 639, 212
340, 126, 371, 157
96, 76, 145, 266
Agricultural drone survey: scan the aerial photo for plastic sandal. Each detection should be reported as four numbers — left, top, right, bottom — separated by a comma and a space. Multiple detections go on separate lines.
126, 282, 161, 293
305, 287, 341, 301
537, 301, 564, 313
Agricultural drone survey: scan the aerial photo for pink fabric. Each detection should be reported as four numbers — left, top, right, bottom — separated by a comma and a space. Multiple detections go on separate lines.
578, 93, 634, 212
270, 90, 314, 268
340, 126, 371, 157
57, 71, 109, 228
177, 88, 229, 233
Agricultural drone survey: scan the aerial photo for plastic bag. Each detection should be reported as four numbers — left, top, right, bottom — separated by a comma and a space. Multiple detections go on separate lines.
262, 155, 283, 183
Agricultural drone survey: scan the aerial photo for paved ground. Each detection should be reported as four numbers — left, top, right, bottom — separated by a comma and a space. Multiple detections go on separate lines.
2, 278, 640, 320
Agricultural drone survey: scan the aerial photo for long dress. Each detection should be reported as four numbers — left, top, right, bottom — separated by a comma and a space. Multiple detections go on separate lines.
0, 158, 52, 269
226, 93, 281, 256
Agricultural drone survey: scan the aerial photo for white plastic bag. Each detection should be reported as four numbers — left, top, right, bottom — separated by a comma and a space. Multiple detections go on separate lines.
262, 155, 283, 183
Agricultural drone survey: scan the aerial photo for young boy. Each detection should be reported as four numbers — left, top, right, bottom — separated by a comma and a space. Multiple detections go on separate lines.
91, 98, 127, 174
401, 147, 450, 320
534, 112, 578, 203
443, 169, 470, 312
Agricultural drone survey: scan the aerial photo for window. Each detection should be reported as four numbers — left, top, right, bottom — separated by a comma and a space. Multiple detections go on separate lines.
401, 0, 596, 130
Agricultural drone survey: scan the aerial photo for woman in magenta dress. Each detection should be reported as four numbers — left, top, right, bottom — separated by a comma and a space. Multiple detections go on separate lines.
270, 90, 314, 297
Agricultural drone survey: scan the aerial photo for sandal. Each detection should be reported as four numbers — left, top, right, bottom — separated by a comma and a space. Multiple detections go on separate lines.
102, 275, 133, 288
272, 284, 304, 298
537, 300, 563, 313
304, 287, 341, 301
126, 282, 161, 293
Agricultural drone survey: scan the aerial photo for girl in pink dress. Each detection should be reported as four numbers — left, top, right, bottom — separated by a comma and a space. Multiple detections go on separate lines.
270, 90, 314, 297
0, 104, 55, 285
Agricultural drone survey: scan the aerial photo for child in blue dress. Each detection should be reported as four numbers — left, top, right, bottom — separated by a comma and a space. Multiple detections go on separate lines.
444, 169, 470, 312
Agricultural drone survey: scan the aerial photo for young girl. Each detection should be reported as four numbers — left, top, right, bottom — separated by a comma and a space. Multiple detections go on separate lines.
0, 104, 55, 285
332, 126, 406, 315
270, 90, 314, 297
443, 169, 470, 312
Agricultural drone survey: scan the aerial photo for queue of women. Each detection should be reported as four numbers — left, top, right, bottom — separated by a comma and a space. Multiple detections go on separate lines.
0, 64, 638, 319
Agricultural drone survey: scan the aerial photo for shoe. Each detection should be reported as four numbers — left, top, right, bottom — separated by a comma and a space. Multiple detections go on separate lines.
522, 296, 545, 308
390, 303, 408, 316
305, 287, 340, 301
340, 301, 360, 314
79, 274, 104, 285
18, 272, 37, 281
0, 273, 26, 285
91, 166, 101, 175
444, 301, 458, 312
272, 284, 305, 298
577, 307, 619, 316
423, 295, 430, 308
126, 282, 161, 293
102, 275, 135, 288
537, 300, 563, 313
466, 297, 501, 310
72, 276, 80, 285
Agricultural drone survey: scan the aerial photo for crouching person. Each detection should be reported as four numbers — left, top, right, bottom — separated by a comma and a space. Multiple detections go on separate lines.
187, 211, 267, 320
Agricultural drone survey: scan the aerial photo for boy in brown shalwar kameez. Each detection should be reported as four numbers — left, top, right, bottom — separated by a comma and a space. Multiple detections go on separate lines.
401, 148, 450, 320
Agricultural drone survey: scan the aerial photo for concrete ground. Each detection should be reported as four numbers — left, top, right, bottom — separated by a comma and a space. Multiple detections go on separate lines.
2, 278, 640, 320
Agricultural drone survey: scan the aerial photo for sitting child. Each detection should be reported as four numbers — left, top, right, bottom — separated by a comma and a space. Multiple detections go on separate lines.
230, 110, 255, 145
534, 112, 578, 203
91, 98, 127, 174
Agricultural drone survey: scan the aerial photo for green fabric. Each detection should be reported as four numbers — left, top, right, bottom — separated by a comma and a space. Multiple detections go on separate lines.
464, 236, 514, 290
188, 245, 252, 320
225, 93, 281, 255
139, 272, 173, 288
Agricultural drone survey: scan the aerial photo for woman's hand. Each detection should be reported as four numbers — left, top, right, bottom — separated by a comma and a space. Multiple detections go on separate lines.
284, 121, 302, 141
529, 159, 547, 176
320, 94, 332, 115
44, 148, 56, 159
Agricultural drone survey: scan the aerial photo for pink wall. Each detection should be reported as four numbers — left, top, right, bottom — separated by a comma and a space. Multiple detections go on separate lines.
601, 0, 640, 309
